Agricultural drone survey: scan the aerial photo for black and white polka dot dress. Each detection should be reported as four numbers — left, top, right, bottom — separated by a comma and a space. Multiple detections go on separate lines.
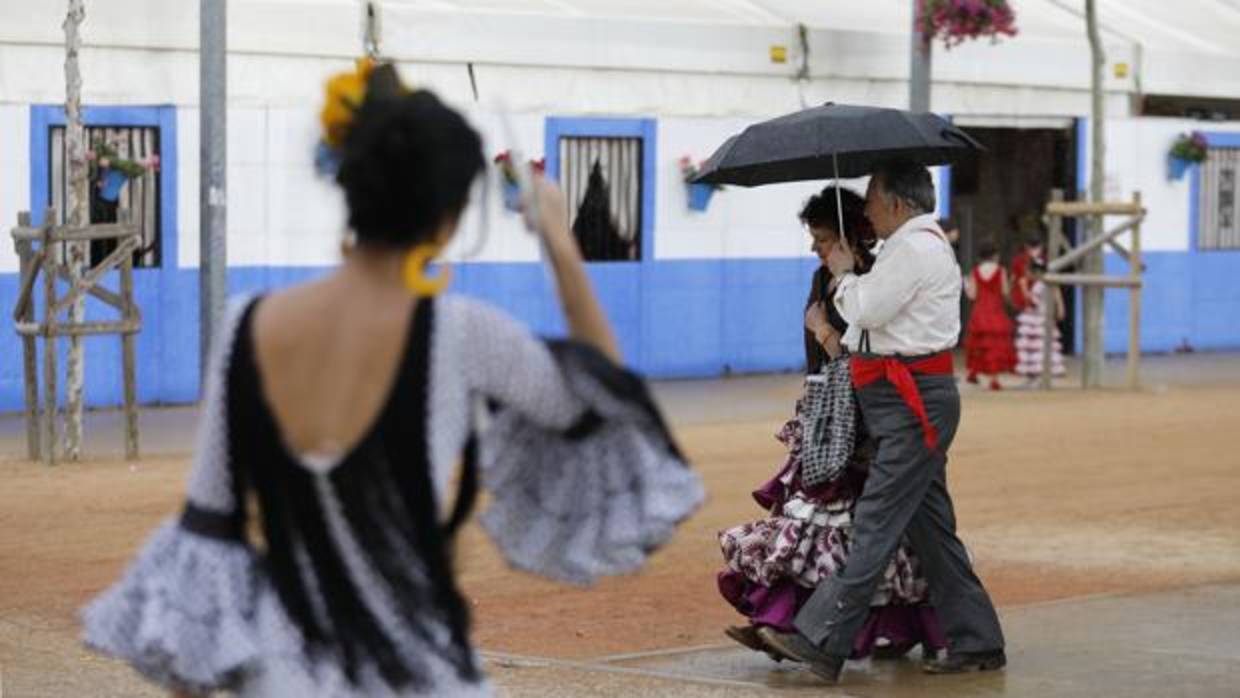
82, 294, 703, 697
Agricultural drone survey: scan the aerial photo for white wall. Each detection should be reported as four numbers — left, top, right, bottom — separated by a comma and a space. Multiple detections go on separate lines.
178, 107, 345, 269
1098, 117, 1240, 252
4, 22, 1234, 271
0, 105, 30, 273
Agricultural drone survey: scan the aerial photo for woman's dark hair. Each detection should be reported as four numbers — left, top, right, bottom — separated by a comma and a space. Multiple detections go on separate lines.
336, 66, 484, 247
799, 186, 876, 271
978, 240, 1000, 260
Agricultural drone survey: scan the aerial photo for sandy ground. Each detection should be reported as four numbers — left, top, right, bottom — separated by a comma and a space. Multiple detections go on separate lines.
1, 357, 1239, 695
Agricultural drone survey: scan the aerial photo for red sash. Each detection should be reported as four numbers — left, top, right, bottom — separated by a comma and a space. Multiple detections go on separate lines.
850, 351, 954, 451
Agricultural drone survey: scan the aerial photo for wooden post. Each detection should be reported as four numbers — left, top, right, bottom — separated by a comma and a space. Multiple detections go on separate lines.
16, 212, 41, 460
119, 213, 139, 460
1041, 192, 1064, 390
40, 219, 57, 465
12, 209, 143, 463
1127, 191, 1142, 390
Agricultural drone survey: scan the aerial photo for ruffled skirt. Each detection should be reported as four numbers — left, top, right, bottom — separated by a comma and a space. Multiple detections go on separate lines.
716, 414, 946, 657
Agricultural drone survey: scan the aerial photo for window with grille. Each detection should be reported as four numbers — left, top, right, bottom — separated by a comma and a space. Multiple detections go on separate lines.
559, 136, 643, 262
1198, 147, 1240, 250
49, 125, 162, 268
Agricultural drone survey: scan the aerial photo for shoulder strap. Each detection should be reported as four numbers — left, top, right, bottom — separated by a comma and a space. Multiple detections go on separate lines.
913, 226, 950, 245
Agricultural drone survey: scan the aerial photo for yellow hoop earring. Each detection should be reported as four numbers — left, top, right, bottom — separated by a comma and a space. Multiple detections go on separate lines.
403, 243, 452, 297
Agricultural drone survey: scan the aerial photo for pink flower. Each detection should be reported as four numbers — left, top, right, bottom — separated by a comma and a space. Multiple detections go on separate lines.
145, 154, 161, 170
86, 150, 97, 161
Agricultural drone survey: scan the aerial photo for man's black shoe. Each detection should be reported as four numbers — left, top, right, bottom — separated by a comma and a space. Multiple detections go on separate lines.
922, 648, 1006, 674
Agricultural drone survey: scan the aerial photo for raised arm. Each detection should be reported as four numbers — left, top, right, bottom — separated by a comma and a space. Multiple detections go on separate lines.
527, 177, 621, 363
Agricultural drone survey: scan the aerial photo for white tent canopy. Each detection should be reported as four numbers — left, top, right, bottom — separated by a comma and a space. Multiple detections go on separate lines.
1, 1, 1237, 116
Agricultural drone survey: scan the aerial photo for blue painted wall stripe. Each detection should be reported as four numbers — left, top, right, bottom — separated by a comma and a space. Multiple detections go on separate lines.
1073, 117, 1088, 353
7, 109, 1240, 413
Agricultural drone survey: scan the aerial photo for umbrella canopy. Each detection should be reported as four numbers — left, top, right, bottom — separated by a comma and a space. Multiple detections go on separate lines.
693, 103, 982, 187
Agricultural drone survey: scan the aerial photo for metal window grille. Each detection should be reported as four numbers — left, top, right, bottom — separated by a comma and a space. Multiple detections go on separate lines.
1198, 147, 1240, 250
49, 125, 162, 267
559, 136, 642, 262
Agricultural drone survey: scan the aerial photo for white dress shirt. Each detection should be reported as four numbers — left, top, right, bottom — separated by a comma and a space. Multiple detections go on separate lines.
835, 213, 962, 355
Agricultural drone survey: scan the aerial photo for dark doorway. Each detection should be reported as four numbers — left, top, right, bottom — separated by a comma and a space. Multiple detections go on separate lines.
950, 125, 1079, 353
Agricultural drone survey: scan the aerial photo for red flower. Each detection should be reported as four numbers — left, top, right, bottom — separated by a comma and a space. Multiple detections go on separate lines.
918, 0, 1017, 49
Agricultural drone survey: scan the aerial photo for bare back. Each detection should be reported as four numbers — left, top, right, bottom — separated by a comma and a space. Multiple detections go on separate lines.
251, 272, 419, 462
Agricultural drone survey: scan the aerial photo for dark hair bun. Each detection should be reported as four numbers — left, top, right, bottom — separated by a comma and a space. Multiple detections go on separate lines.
336, 77, 484, 247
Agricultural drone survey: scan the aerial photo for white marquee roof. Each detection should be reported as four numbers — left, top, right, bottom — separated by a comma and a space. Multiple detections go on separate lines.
1, 1, 1236, 113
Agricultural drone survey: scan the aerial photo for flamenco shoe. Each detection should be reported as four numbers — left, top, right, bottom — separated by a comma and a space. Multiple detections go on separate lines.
724, 625, 784, 662
966, 373, 980, 385
989, 378, 1003, 391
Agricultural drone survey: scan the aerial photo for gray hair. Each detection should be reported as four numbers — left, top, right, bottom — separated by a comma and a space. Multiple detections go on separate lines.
873, 160, 936, 215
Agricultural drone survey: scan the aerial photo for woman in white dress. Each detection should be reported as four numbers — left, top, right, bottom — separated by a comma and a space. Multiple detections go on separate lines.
82, 61, 702, 697
1014, 261, 1066, 383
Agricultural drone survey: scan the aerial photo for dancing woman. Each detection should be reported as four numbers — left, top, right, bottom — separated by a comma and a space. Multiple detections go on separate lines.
82, 61, 702, 697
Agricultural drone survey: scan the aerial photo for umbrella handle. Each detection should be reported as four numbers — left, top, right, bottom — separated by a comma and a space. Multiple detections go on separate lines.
833, 152, 846, 243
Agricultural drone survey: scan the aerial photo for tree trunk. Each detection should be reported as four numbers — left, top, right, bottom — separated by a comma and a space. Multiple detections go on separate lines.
1083, 0, 1106, 388
63, 0, 88, 460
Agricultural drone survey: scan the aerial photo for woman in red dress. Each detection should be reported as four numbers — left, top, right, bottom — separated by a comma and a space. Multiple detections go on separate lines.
964, 241, 1016, 390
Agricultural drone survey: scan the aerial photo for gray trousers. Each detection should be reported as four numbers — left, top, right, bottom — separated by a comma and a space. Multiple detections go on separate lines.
793, 374, 1005, 656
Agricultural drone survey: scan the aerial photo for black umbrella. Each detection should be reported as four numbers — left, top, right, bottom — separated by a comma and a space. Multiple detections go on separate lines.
693, 103, 981, 241
694, 103, 982, 187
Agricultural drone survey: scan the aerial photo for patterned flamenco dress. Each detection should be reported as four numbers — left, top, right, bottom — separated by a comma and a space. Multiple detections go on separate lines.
716, 364, 946, 660
1014, 279, 1066, 380
964, 265, 1017, 388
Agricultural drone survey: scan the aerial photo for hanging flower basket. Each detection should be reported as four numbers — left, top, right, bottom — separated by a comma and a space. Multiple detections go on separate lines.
917, 0, 1018, 49
687, 182, 715, 211
1167, 156, 1191, 182
1167, 131, 1207, 181
98, 168, 130, 202
88, 142, 153, 202
678, 155, 721, 212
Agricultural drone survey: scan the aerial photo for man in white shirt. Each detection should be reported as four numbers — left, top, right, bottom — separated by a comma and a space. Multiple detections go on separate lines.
759, 160, 1006, 682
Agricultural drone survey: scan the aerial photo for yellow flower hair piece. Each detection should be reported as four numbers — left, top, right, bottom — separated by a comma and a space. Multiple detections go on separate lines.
403, 243, 452, 297
320, 57, 376, 147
